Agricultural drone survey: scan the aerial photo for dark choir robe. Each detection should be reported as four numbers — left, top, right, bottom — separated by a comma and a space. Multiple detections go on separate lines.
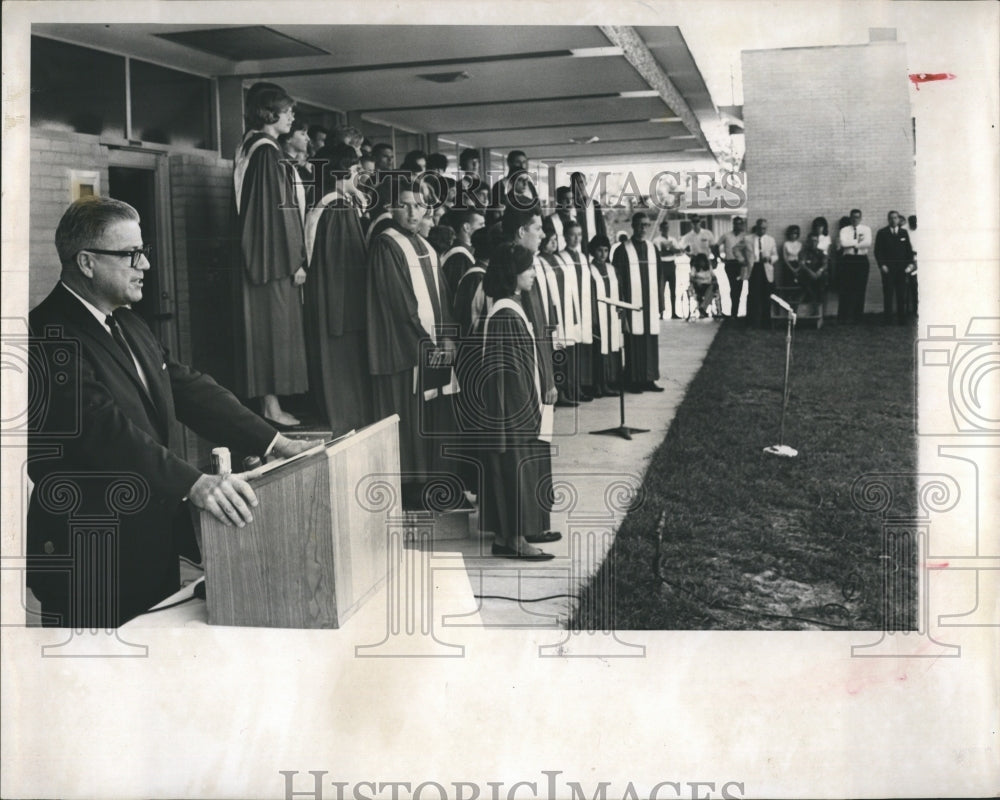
235, 131, 309, 398
365, 208, 394, 248
574, 197, 608, 248
441, 243, 475, 308
590, 259, 624, 394
558, 247, 595, 388
452, 260, 489, 438
366, 222, 461, 492
303, 191, 372, 435
612, 238, 661, 386
479, 298, 552, 542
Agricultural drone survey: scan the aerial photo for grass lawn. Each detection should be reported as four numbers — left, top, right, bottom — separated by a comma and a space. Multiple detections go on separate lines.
571, 315, 918, 630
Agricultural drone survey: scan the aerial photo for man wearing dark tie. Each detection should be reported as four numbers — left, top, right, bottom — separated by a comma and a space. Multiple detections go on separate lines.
874, 210, 917, 324
27, 197, 315, 628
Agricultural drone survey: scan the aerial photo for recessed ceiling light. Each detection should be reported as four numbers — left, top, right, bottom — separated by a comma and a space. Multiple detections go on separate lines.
569, 136, 601, 144
619, 90, 660, 98
570, 47, 624, 57
649, 117, 682, 123
417, 71, 470, 84
684, 147, 708, 152
670, 135, 697, 140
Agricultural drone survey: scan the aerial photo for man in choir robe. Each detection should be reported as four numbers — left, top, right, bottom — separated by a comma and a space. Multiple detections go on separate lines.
500, 207, 558, 409
303, 144, 373, 436
440, 207, 485, 302
558, 221, 595, 399
367, 182, 461, 509
543, 186, 576, 252
458, 148, 487, 203
570, 171, 608, 247
612, 212, 664, 393
452, 226, 492, 451
539, 233, 577, 406
488, 150, 539, 226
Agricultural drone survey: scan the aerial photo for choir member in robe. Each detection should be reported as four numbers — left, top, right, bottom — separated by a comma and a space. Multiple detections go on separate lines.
480, 243, 560, 560
540, 232, 581, 406
557, 221, 595, 400
588, 235, 623, 398
612, 212, 664, 394
499, 207, 557, 409
488, 150, 539, 227
458, 148, 488, 201
366, 180, 462, 510
570, 171, 608, 246
543, 186, 576, 252
302, 143, 373, 435
234, 83, 308, 426
440, 207, 485, 304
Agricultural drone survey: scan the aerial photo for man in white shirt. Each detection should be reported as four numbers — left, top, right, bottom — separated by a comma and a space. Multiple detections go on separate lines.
836, 208, 873, 323
654, 220, 682, 319
744, 218, 778, 327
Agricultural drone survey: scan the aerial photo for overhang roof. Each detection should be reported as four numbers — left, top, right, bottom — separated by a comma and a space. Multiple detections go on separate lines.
33, 23, 729, 165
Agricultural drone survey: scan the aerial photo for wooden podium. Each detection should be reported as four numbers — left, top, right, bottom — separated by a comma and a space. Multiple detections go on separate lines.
199, 415, 400, 628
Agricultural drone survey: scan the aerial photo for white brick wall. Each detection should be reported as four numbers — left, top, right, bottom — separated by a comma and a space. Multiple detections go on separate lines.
742, 42, 916, 311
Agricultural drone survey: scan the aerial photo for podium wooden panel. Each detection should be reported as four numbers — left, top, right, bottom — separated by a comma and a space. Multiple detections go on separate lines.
199, 416, 400, 628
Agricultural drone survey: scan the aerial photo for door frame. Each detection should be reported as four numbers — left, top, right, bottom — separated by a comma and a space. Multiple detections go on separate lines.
105, 146, 178, 355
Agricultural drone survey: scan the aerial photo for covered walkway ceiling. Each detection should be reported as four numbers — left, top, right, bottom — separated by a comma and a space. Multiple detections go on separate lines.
33, 23, 736, 166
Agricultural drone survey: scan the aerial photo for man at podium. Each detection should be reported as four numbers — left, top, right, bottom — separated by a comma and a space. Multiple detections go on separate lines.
27, 197, 317, 628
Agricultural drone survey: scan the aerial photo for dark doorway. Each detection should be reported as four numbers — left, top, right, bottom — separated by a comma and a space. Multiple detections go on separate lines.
108, 166, 174, 346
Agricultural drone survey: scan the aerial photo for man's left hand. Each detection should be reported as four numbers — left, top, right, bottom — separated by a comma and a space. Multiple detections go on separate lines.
293, 267, 307, 286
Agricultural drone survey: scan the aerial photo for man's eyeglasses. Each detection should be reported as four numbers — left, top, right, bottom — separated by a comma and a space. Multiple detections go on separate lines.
78, 245, 153, 268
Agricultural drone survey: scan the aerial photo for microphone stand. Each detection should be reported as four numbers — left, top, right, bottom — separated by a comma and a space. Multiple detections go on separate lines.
591, 297, 649, 441
764, 294, 798, 457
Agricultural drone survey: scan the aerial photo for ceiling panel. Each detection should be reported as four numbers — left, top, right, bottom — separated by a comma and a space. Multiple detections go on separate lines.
529, 138, 704, 160
280, 55, 647, 112
469, 119, 690, 148
376, 96, 670, 140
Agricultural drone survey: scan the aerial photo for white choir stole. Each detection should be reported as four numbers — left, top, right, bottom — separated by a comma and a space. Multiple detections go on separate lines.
483, 298, 552, 443
621, 241, 659, 333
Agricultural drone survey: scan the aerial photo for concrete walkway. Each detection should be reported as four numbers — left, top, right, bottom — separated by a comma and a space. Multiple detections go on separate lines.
419, 317, 721, 628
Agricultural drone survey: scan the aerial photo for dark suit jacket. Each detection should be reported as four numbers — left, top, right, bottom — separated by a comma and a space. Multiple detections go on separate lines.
873, 226, 915, 267
27, 283, 276, 627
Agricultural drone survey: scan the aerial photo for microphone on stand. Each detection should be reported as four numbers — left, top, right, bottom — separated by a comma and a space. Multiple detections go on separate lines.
769, 293, 797, 321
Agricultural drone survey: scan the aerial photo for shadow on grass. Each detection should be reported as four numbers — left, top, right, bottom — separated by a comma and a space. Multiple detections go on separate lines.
571, 315, 918, 631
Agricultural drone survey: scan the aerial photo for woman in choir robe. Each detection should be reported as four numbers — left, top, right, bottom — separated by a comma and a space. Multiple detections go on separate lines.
479, 243, 560, 560
539, 232, 580, 405
234, 83, 308, 426
302, 143, 372, 436
588, 235, 623, 398
570, 171, 608, 247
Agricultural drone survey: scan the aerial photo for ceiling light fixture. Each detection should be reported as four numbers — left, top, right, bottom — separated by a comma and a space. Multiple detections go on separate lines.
570, 47, 624, 57
569, 136, 601, 144
649, 117, 682, 123
619, 90, 660, 98
417, 71, 470, 84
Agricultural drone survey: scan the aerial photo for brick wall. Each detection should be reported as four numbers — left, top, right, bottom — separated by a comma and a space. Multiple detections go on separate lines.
29, 129, 246, 467
742, 42, 915, 311
29, 131, 110, 308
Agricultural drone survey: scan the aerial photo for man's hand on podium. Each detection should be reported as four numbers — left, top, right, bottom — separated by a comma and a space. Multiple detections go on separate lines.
189, 473, 258, 528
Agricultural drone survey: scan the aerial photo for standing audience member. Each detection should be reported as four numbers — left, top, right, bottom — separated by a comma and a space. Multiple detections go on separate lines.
718, 217, 747, 318
613, 212, 663, 393
874, 210, 916, 325
654, 220, 682, 320
744, 218, 778, 328
837, 208, 872, 322
233, 83, 308, 427
794, 232, 829, 305
303, 143, 372, 435
780, 225, 803, 287
810, 217, 831, 256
